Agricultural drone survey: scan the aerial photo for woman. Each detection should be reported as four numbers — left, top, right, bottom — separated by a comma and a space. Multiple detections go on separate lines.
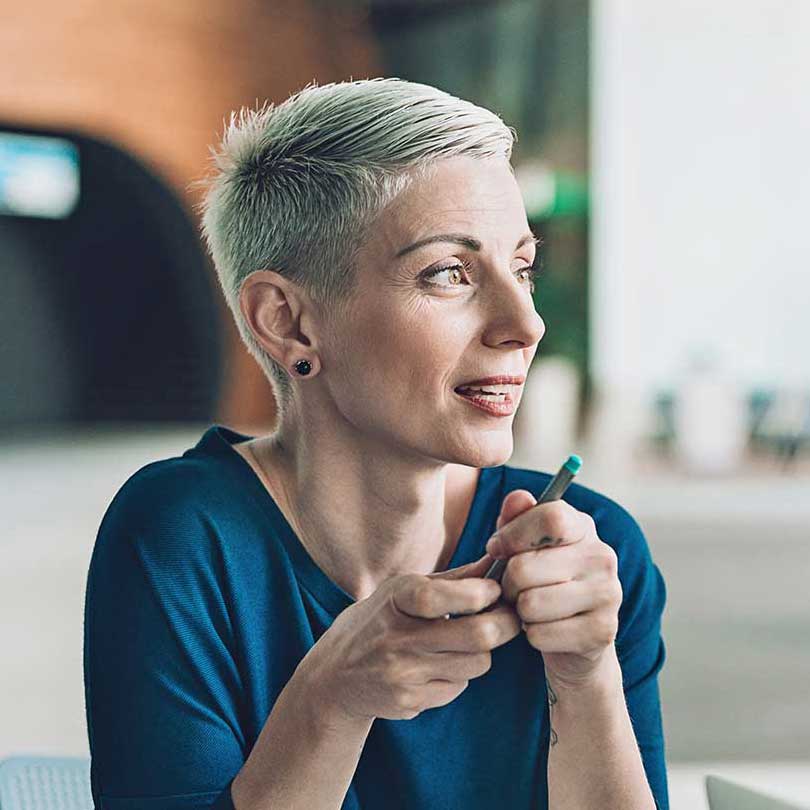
83, 78, 668, 810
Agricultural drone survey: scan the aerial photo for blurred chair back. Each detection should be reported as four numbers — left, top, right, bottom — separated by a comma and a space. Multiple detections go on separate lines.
0, 756, 91, 810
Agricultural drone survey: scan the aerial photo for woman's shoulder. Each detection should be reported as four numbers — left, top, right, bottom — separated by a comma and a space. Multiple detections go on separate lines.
102, 424, 249, 519
105, 454, 220, 527
93, 450, 237, 567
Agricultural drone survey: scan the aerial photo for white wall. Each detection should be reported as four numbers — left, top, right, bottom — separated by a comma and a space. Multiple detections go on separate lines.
590, 0, 810, 435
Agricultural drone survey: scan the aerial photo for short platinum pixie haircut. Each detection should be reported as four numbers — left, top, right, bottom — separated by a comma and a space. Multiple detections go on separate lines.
197, 77, 515, 410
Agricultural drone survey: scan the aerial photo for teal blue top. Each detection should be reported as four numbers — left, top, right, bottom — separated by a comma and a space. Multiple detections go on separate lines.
83, 424, 668, 809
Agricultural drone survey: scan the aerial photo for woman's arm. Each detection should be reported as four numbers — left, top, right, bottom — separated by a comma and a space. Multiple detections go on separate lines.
231, 656, 374, 810
546, 645, 657, 810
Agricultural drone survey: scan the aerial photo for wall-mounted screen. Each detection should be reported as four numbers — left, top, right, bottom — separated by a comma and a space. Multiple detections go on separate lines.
0, 132, 80, 219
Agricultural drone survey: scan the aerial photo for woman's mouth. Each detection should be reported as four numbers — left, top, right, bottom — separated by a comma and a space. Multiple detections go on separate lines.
453, 384, 517, 417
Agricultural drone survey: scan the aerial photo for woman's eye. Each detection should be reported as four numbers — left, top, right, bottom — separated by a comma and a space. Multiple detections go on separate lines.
421, 261, 470, 287
517, 266, 539, 293
421, 261, 538, 292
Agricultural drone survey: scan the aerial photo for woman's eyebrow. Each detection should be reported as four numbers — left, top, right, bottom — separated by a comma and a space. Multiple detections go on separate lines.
395, 232, 540, 258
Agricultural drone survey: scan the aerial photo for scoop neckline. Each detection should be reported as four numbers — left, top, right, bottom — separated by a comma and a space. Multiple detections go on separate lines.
197, 423, 503, 616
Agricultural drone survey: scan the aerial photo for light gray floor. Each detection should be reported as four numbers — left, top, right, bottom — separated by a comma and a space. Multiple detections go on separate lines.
2, 427, 809, 808
649, 518, 810, 762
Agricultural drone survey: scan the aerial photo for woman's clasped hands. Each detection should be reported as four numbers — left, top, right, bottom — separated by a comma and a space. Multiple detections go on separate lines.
301, 552, 521, 723
487, 489, 623, 689
301, 491, 621, 724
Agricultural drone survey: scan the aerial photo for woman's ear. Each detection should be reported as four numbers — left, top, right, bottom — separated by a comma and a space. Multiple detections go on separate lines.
239, 270, 320, 374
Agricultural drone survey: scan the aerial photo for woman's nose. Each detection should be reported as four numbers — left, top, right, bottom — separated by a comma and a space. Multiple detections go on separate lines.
481, 271, 546, 349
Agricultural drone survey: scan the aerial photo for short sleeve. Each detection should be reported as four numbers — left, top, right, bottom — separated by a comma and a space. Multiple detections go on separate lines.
594, 500, 669, 810
83, 468, 245, 809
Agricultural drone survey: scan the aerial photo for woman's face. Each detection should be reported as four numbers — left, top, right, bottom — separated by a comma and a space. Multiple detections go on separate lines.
322, 155, 545, 468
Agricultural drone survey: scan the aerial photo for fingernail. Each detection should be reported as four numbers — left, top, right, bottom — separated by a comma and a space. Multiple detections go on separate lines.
486, 535, 503, 558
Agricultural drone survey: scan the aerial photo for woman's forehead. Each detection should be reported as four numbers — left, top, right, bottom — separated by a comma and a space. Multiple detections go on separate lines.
375, 162, 530, 258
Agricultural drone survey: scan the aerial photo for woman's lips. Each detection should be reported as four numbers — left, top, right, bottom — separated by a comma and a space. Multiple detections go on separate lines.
453, 388, 516, 417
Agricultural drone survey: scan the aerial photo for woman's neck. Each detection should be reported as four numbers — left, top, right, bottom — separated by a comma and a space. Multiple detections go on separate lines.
242, 421, 480, 602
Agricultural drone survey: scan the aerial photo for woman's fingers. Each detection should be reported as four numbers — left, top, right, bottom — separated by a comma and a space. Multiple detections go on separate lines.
393, 573, 500, 620
415, 602, 521, 653
423, 650, 493, 683
426, 552, 496, 580
486, 500, 592, 559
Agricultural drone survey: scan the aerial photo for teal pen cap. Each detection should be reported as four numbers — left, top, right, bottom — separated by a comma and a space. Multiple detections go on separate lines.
563, 454, 582, 475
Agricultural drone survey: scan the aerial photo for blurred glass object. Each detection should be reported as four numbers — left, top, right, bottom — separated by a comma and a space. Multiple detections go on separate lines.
0, 133, 80, 219
650, 390, 677, 454
754, 388, 810, 469
512, 355, 581, 471
672, 348, 749, 475
650, 385, 810, 471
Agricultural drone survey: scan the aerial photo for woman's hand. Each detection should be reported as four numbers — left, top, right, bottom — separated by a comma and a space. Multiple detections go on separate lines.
301, 554, 521, 722
485, 490, 622, 689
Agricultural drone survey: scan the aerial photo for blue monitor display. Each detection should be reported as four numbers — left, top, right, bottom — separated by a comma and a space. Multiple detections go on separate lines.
0, 132, 80, 219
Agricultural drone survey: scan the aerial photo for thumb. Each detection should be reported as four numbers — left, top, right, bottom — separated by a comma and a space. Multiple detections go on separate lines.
496, 489, 538, 530
429, 489, 539, 581
426, 552, 495, 581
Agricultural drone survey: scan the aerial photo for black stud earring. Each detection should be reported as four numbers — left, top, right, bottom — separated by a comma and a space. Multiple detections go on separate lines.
293, 359, 312, 376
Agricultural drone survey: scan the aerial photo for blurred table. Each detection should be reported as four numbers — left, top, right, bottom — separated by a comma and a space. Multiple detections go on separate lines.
668, 761, 810, 810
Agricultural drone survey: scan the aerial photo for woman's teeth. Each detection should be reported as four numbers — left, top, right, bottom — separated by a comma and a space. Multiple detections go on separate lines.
457, 385, 511, 398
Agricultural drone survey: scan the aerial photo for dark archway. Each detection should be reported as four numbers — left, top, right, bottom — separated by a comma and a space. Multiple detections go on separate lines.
0, 123, 223, 433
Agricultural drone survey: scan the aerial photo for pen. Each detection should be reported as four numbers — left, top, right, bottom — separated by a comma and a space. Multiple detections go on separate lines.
483, 453, 582, 583
445, 454, 582, 619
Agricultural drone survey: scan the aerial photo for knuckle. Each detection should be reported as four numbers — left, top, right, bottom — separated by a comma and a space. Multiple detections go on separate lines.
603, 578, 622, 606
543, 509, 568, 540
478, 651, 493, 675
487, 577, 503, 599
395, 687, 419, 714
383, 653, 412, 685
597, 612, 618, 641
474, 581, 495, 610
516, 589, 534, 616
380, 648, 398, 678
509, 553, 529, 582
614, 578, 624, 604
481, 620, 502, 649
411, 579, 438, 615
602, 545, 618, 573
525, 623, 542, 647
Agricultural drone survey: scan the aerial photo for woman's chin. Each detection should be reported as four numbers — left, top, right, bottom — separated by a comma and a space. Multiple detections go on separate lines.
449, 431, 514, 468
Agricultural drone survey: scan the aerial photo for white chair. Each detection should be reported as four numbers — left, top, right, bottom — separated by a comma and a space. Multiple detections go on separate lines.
0, 756, 92, 810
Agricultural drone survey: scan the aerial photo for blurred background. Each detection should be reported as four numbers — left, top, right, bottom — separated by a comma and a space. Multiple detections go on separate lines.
1, 1, 808, 808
